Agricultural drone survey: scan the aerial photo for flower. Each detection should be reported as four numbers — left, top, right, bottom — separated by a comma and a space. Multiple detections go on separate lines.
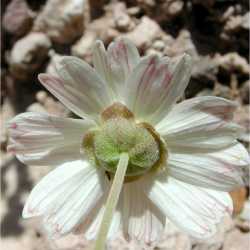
7, 38, 249, 247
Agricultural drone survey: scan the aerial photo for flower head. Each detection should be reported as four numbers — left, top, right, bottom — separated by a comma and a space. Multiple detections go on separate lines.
7, 38, 250, 248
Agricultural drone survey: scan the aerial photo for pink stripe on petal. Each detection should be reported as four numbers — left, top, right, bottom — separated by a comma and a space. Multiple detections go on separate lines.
147, 177, 232, 239
9, 122, 18, 129
39, 60, 112, 120
7, 112, 93, 165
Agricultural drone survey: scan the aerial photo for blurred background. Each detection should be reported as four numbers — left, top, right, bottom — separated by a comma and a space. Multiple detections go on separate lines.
1, 0, 249, 249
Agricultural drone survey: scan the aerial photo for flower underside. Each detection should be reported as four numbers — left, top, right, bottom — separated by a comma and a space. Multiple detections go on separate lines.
9, 37, 249, 249
82, 102, 167, 180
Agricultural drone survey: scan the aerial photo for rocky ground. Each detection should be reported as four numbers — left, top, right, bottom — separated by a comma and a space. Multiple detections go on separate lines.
1, 0, 250, 249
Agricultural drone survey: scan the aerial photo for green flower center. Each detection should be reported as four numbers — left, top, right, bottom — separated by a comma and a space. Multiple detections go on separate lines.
82, 103, 167, 178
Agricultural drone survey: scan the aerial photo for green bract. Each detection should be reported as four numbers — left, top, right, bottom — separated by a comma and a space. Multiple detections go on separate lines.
85, 117, 160, 176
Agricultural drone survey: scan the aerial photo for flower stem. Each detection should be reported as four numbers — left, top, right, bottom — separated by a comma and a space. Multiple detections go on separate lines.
94, 153, 129, 250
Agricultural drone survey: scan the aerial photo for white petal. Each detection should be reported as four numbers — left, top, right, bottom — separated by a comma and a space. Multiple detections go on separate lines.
76, 193, 122, 241
86, 207, 122, 241
147, 177, 233, 239
108, 38, 140, 74
77, 177, 165, 244
107, 38, 140, 85
93, 39, 140, 102
23, 160, 107, 238
7, 112, 94, 165
157, 96, 242, 149
122, 180, 165, 244
168, 143, 250, 191
39, 56, 113, 121
125, 53, 192, 125
92, 41, 115, 98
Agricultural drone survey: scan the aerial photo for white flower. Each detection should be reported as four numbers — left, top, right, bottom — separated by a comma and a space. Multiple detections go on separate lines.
7, 38, 250, 247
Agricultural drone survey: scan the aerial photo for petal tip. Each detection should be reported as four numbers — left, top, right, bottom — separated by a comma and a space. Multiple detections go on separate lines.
6, 145, 16, 154
182, 53, 193, 66
38, 73, 50, 83
93, 40, 106, 53
116, 36, 132, 45
94, 39, 104, 47
146, 53, 160, 64
5, 120, 17, 130
22, 204, 33, 219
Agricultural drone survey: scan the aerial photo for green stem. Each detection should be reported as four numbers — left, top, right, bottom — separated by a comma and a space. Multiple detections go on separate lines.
94, 153, 129, 250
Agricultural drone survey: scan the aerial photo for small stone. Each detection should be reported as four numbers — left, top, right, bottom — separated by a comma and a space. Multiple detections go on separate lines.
224, 11, 250, 33
158, 233, 191, 250
186, 56, 217, 98
2, 0, 35, 36
213, 82, 232, 99
72, 32, 97, 63
136, 0, 184, 22
164, 30, 198, 58
36, 91, 48, 104
43, 97, 67, 116
224, 15, 244, 32
192, 216, 235, 250
9, 33, 51, 80
46, 51, 64, 75
0, 97, 16, 151
104, 28, 120, 43
27, 103, 47, 113
33, 0, 86, 44
215, 53, 250, 76
167, 0, 184, 18
123, 16, 162, 50
235, 219, 250, 233
127, 6, 141, 16
51, 234, 87, 250
196, 89, 214, 97
115, 14, 131, 31
83, 14, 120, 44
220, 6, 235, 22
113, 3, 132, 32
162, 34, 175, 47
242, 12, 250, 30
223, 229, 250, 250
152, 40, 165, 51
146, 48, 163, 57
